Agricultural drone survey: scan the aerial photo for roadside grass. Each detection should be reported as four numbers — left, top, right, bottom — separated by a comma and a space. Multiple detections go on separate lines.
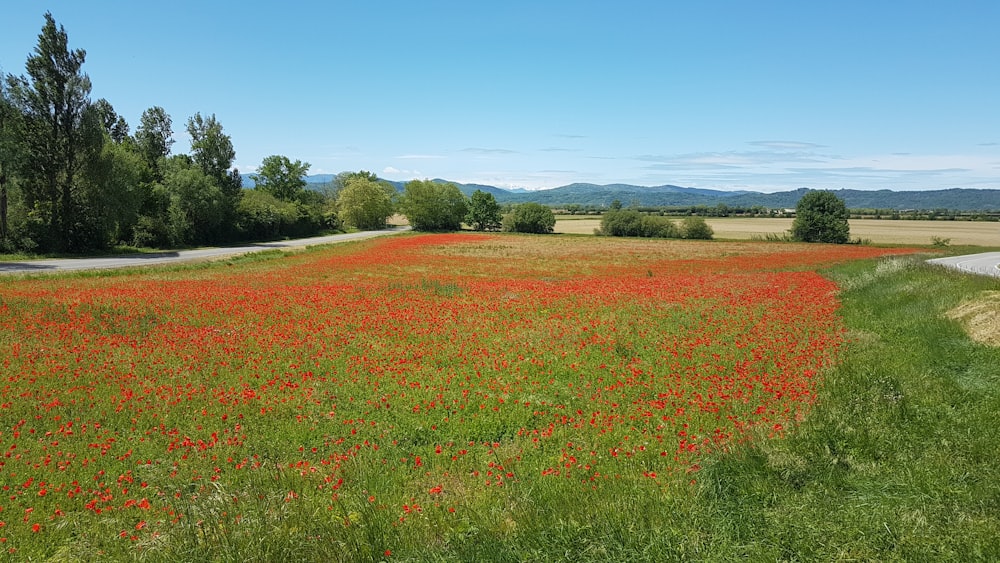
0, 244, 160, 262
686, 255, 1000, 561
0, 229, 352, 262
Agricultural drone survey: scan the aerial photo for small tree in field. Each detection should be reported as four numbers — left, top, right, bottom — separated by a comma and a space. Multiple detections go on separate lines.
791, 191, 850, 243
466, 190, 502, 231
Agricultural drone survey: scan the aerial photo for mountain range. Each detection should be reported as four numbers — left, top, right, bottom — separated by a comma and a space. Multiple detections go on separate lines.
240, 174, 1000, 211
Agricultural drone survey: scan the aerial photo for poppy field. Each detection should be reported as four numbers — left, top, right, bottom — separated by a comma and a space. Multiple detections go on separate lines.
0, 234, 927, 560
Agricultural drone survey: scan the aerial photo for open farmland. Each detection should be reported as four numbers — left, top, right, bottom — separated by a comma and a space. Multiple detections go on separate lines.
3, 234, 999, 560
554, 216, 1000, 246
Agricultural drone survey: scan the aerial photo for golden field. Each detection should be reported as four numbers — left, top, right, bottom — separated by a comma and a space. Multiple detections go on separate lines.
554, 216, 999, 246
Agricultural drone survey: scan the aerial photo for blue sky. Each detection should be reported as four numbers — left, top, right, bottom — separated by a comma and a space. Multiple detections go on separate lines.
3, 1, 999, 192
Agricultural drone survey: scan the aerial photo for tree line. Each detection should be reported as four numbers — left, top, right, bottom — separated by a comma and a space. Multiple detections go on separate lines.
0, 13, 348, 253
335, 174, 554, 235
0, 14, 563, 254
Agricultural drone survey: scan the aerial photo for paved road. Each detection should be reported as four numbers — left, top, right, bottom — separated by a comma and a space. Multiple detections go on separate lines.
927, 252, 1000, 278
0, 227, 409, 275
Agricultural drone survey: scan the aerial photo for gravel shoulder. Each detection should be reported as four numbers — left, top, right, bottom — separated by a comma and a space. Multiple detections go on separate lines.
0, 228, 409, 275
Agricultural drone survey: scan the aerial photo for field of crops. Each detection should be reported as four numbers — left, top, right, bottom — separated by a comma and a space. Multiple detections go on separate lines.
0, 235, 930, 559
554, 216, 1000, 246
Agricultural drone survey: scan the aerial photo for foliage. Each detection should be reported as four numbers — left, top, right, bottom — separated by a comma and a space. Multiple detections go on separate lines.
81, 136, 149, 245
3, 12, 103, 252
0, 13, 341, 254
0, 78, 18, 244
235, 189, 303, 240
679, 216, 714, 239
502, 202, 555, 233
186, 113, 235, 187
791, 190, 850, 243
336, 173, 396, 230
398, 179, 468, 231
134, 106, 173, 175
597, 207, 678, 238
466, 189, 503, 231
158, 155, 227, 244
252, 155, 310, 202
92, 98, 129, 143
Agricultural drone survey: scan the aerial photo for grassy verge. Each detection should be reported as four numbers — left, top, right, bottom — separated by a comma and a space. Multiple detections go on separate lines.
687, 255, 1000, 561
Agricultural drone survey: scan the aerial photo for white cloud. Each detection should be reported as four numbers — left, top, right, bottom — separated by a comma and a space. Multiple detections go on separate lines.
383, 166, 421, 177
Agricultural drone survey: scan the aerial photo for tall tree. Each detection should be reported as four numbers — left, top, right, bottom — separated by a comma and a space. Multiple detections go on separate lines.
135, 106, 173, 175
92, 98, 129, 143
252, 155, 310, 201
4, 12, 102, 251
186, 112, 241, 240
186, 112, 239, 194
0, 78, 16, 242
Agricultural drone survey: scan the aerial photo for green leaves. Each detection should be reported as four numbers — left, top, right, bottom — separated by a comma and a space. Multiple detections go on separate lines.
252, 155, 310, 202
466, 190, 502, 231
791, 190, 850, 243
337, 173, 396, 230
502, 202, 555, 234
399, 180, 468, 231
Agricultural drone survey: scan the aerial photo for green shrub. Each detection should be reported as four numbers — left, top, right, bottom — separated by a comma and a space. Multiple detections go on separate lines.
503, 202, 556, 233
680, 216, 714, 239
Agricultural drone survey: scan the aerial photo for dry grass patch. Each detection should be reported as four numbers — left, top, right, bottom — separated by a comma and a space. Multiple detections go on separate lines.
947, 290, 1000, 346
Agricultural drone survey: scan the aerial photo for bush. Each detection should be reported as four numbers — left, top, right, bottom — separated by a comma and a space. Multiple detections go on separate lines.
598, 208, 644, 237
640, 214, 678, 238
680, 216, 714, 240
502, 203, 555, 234
598, 208, 678, 238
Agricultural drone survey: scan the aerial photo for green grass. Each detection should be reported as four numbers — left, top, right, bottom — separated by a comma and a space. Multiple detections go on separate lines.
684, 255, 1000, 561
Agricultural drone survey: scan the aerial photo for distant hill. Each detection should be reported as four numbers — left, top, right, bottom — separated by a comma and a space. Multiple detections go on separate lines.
239, 174, 1000, 211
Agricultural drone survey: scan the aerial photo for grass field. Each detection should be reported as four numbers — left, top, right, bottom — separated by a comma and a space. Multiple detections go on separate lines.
554, 216, 1000, 246
1, 234, 998, 561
